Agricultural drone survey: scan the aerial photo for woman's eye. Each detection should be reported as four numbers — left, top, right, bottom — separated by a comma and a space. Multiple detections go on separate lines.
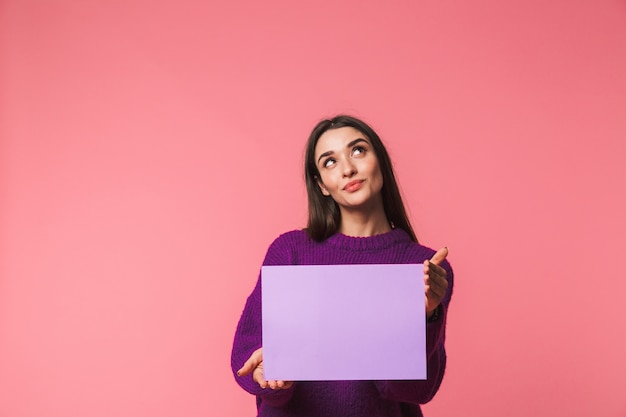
352, 146, 366, 156
324, 158, 336, 168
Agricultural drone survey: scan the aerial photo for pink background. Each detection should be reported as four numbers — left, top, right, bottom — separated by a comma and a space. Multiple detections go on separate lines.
1, 1, 625, 416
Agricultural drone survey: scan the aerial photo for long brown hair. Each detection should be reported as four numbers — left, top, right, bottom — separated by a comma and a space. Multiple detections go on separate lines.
304, 115, 418, 243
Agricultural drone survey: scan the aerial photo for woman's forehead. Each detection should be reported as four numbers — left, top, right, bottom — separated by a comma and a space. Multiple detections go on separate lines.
315, 127, 369, 154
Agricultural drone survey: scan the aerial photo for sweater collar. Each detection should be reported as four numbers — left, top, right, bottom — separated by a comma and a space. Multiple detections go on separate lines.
325, 228, 412, 251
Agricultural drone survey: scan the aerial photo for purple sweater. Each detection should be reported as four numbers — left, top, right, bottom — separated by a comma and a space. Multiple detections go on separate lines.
231, 229, 454, 417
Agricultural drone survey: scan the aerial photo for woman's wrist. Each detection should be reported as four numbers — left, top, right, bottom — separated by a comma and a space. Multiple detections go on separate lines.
427, 305, 440, 322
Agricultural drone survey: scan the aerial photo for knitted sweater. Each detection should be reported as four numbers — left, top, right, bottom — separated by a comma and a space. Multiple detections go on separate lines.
231, 228, 454, 417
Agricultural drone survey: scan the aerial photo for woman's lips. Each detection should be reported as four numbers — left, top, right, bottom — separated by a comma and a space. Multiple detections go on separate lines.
343, 180, 364, 192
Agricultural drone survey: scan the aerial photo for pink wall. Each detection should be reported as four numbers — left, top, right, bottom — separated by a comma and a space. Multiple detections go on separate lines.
1, 1, 625, 416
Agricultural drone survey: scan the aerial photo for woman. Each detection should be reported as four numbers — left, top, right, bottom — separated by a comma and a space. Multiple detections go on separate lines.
231, 115, 453, 417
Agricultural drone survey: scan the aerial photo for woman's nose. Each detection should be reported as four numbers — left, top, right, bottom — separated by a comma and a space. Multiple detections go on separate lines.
342, 160, 357, 177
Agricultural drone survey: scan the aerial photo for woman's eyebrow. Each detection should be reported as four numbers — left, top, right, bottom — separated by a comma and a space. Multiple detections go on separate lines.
317, 138, 369, 164
317, 150, 334, 164
346, 138, 368, 148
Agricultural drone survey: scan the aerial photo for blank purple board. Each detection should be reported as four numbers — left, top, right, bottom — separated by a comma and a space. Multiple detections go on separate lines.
261, 264, 425, 381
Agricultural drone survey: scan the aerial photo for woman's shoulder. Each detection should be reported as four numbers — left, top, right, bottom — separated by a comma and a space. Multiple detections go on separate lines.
269, 229, 311, 247
262, 229, 313, 266
411, 242, 438, 258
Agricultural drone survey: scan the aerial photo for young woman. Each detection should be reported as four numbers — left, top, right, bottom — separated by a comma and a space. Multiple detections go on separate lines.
231, 115, 453, 417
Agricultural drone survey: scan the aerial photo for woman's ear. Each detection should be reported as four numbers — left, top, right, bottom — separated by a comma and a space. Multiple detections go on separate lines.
317, 179, 330, 196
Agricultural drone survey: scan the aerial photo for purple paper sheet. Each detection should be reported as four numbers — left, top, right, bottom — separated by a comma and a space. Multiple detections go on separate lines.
261, 264, 425, 381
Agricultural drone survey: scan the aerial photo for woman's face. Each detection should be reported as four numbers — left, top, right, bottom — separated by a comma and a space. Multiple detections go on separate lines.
314, 126, 384, 213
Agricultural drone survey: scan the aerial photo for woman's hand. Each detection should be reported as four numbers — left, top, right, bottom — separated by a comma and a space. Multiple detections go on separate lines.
424, 247, 449, 319
237, 348, 295, 390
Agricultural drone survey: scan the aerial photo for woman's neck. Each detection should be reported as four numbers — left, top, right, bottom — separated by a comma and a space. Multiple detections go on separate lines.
338, 204, 391, 238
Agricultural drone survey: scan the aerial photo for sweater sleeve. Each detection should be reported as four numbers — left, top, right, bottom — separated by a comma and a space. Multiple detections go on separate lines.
374, 259, 454, 405
230, 234, 297, 407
